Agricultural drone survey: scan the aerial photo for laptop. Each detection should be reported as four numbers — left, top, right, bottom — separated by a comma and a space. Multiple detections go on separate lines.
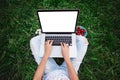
37, 10, 79, 57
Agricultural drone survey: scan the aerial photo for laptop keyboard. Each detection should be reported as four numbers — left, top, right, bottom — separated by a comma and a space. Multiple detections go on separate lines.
45, 36, 72, 46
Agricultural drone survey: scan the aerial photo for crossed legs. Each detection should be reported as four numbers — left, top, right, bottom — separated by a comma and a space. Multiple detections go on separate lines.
30, 35, 88, 74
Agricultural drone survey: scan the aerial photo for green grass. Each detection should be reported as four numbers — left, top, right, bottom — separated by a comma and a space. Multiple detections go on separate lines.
0, 0, 120, 80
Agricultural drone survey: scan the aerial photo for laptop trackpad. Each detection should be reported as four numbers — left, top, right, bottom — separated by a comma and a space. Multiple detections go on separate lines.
50, 46, 77, 57
50, 46, 62, 57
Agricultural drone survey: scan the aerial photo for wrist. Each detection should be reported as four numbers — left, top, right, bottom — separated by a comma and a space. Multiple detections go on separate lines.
43, 53, 49, 59
64, 57, 70, 62
44, 51, 51, 56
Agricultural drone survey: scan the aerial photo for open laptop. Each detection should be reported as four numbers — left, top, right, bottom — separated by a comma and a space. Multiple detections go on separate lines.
37, 10, 79, 57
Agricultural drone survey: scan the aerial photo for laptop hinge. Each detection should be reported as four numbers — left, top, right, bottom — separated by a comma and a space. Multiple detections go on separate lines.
45, 32, 74, 34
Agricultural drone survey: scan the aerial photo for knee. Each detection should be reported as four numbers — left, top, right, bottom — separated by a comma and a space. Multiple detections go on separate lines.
30, 35, 41, 45
84, 37, 89, 45
30, 37, 36, 50
30, 35, 41, 55
76, 35, 89, 45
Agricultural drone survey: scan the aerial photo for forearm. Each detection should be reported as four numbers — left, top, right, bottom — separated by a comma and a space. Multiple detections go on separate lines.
33, 54, 49, 80
65, 58, 79, 80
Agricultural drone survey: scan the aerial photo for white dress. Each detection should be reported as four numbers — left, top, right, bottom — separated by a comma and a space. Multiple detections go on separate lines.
43, 69, 70, 80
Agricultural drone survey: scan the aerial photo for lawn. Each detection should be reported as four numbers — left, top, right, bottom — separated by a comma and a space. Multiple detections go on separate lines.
0, 0, 120, 80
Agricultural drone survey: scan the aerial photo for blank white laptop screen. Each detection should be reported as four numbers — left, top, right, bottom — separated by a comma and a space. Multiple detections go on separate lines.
38, 11, 78, 32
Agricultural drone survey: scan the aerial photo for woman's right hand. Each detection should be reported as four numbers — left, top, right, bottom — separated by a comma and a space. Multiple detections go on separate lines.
44, 40, 53, 57
60, 42, 70, 60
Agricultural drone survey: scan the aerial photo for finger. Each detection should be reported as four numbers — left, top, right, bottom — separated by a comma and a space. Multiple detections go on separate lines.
63, 43, 66, 47
66, 43, 69, 46
45, 40, 48, 45
46, 40, 50, 44
66, 44, 69, 48
64, 43, 66, 47
61, 42, 65, 47
60, 42, 63, 48
50, 40, 54, 45
64, 43, 69, 48
48, 40, 51, 44
67, 44, 69, 48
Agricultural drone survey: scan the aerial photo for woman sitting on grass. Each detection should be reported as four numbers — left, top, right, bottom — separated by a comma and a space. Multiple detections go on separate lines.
30, 27, 89, 80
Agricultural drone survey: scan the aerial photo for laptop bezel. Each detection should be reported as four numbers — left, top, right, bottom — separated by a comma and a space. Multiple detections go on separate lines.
37, 10, 79, 34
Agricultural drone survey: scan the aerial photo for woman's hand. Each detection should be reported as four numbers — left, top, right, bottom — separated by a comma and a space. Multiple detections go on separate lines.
44, 40, 53, 57
61, 42, 79, 80
60, 42, 69, 60
33, 40, 53, 80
